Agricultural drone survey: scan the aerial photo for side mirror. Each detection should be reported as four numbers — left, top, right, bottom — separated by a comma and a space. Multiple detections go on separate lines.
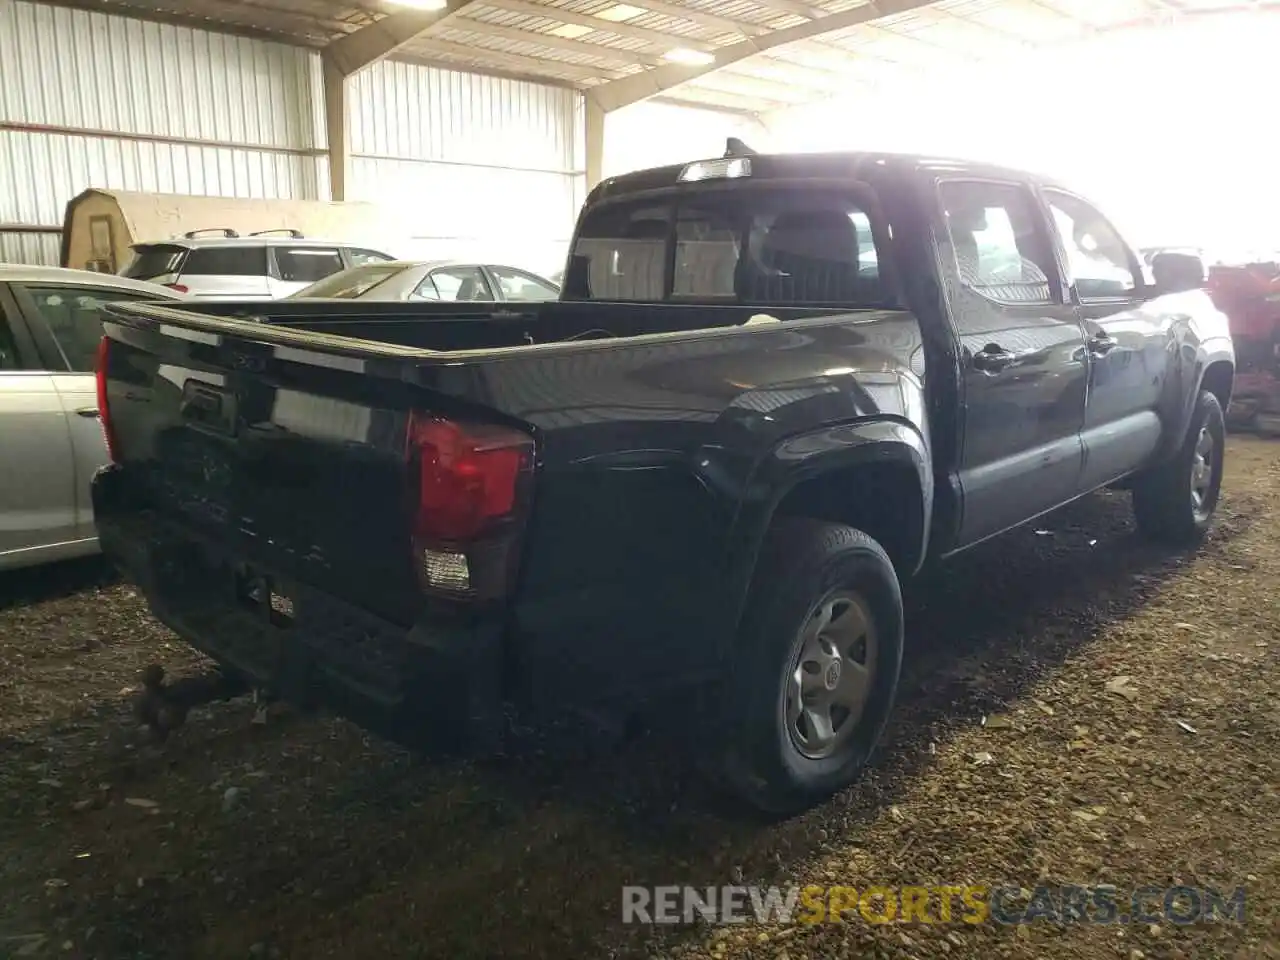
1151, 251, 1205, 294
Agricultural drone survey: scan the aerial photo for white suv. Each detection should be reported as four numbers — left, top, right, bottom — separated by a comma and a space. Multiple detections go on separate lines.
122, 230, 395, 300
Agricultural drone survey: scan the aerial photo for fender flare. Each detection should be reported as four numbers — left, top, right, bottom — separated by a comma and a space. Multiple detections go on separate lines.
1156, 341, 1234, 461
717, 417, 932, 658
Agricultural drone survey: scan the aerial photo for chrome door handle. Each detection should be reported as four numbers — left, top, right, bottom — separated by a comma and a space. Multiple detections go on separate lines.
1087, 333, 1117, 355
972, 343, 1016, 374
75, 407, 100, 418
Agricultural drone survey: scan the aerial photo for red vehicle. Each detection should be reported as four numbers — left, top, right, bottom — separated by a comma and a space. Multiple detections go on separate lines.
1206, 256, 1280, 433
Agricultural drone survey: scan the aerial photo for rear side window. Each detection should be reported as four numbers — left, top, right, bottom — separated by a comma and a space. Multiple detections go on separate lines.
183, 247, 268, 276
573, 204, 668, 301
567, 188, 887, 307
420, 266, 494, 301
275, 247, 345, 283
488, 265, 560, 301
348, 248, 394, 266
938, 180, 1054, 305
124, 245, 187, 280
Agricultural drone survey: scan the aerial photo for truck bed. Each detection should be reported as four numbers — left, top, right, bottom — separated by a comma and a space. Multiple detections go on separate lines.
173, 297, 849, 354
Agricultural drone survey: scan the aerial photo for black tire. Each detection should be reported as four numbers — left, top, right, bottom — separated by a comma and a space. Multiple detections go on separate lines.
713, 519, 904, 816
1133, 389, 1225, 545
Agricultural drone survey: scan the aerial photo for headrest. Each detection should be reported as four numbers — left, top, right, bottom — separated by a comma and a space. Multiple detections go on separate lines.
622, 219, 669, 241
949, 205, 988, 233
762, 210, 858, 266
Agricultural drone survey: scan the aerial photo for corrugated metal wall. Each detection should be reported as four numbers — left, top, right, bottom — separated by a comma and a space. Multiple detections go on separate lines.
348, 60, 584, 277
0, 1, 585, 275
0, 0, 325, 264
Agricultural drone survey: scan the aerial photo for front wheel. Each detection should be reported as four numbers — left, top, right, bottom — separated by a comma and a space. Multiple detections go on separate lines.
1132, 389, 1225, 545
712, 519, 904, 816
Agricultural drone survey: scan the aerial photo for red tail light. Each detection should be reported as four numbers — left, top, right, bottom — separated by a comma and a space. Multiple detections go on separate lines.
163, 283, 189, 293
405, 412, 535, 598
95, 336, 119, 462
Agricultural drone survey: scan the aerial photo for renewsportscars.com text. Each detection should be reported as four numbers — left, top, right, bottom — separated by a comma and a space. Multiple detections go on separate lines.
621, 884, 1247, 926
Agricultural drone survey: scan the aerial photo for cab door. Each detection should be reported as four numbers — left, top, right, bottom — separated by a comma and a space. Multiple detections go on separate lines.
1040, 188, 1168, 490
934, 178, 1090, 548
0, 284, 79, 563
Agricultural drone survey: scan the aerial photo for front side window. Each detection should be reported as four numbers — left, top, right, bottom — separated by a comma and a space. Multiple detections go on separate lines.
22, 286, 158, 372
275, 247, 345, 284
939, 180, 1054, 306
1043, 190, 1137, 300
566, 188, 887, 307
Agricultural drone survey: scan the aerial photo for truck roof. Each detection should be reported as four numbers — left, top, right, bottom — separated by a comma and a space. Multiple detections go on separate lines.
588, 149, 1063, 206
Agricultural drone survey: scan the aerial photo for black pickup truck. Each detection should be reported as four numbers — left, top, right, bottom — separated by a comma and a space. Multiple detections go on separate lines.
92, 149, 1233, 814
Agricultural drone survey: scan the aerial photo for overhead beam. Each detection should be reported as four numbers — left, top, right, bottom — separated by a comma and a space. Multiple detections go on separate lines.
411, 38, 625, 81
688, 68, 815, 105
321, 1, 479, 200
448, 21, 663, 66
649, 95, 761, 119
660, 85, 789, 113
743, 0, 828, 22
481, 0, 717, 50
610, 0, 771, 37
724, 55, 863, 91
585, 0, 946, 111
324, 1, 477, 77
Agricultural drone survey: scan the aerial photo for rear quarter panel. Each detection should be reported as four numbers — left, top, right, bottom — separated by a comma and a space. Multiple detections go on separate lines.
449, 311, 929, 708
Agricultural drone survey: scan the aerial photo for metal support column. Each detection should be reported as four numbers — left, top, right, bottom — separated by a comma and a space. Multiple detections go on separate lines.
322, 59, 349, 202
584, 96, 606, 192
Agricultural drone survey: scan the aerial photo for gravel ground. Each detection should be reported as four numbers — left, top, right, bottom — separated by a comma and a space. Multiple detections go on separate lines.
1, 437, 1277, 960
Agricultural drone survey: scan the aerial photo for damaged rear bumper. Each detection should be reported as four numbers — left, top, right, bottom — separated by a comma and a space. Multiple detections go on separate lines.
92, 464, 506, 756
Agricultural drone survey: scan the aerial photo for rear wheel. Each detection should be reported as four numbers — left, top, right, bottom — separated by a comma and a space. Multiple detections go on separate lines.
713, 519, 903, 816
1132, 389, 1225, 545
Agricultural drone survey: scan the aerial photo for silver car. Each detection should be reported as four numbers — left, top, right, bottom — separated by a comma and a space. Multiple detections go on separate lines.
1, 265, 184, 571
288, 260, 561, 302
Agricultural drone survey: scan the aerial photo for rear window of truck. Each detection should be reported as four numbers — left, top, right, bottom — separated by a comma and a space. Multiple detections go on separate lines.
565, 188, 884, 306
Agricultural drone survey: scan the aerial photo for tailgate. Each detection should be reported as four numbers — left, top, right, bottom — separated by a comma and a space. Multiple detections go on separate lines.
96, 302, 535, 627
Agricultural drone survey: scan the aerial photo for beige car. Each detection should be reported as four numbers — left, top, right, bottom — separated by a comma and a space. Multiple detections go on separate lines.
0, 265, 183, 571
287, 260, 561, 302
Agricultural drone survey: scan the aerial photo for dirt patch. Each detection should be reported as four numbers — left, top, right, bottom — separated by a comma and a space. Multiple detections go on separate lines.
1, 439, 1277, 960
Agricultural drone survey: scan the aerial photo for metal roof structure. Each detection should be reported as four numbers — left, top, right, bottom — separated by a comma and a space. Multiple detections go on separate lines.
44, 0, 1280, 117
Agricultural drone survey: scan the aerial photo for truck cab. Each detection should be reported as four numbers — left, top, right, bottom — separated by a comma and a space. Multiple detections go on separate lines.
90, 147, 1232, 815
